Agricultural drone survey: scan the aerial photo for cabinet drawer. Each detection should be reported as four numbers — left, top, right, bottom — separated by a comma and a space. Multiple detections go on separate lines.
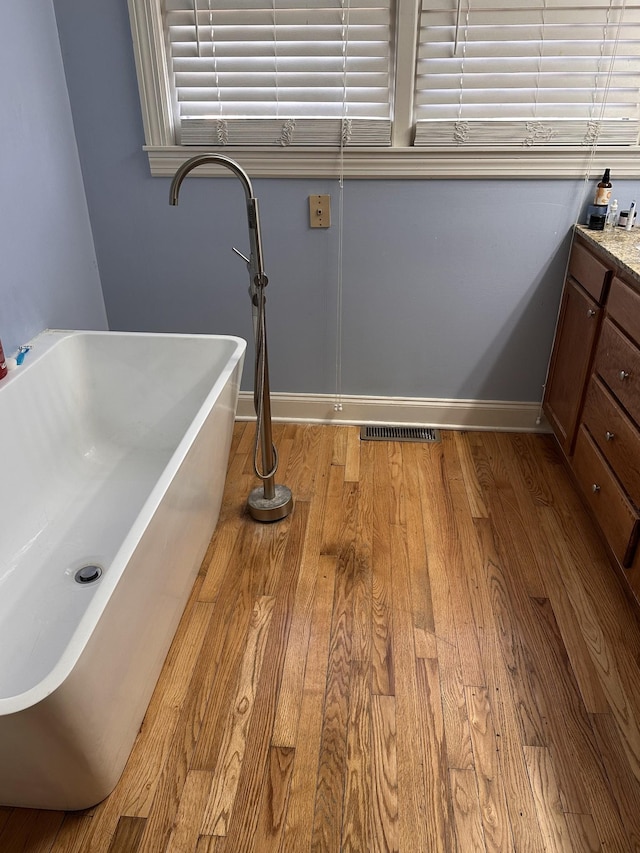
607, 276, 640, 345
568, 241, 609, 302
572, 426, 639, 567
594, 318, 640, 425
582, 376, 640, 506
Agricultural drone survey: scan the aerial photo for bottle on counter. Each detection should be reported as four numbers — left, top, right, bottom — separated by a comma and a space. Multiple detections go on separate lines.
606, 198, 619, 230
587, 203, 607, 230
594, 168, 612, 205
0, 339, 7, 380
619, 204, 637, 229
626, 200, 637, 231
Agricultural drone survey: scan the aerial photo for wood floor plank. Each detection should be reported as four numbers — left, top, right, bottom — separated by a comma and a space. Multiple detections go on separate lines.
342, 659, 372, 853
389, 521, 432, 852
523, 746, 574, 853
106, 816, 146, 853
282, 424, 324, 502
195, 835, 221, 852
480, 533, 550, 751
464, 686, 514, 852
0, 809, 12, 837
386, 442, 404, 526
453, 430, 488, 519
367, 441, 396, 696
398, 443, 435, 636
468, 439, 556, 750
217, 500, 310, 852
439, 435, 489, 687
320, 461, 346, 555
155, 602, 214, 710
352, 447, 373, 668
564, 813, 604, 852
415, 655, 455, 850
201, 595, 276, 836
441, 438, 491, 655
475, 432, 547, 599
370, 694, 398, 853
271, 430, 333, 747
435, 635, 475, 772
471, 518, 549, 853
450, 768, 486, 853
332, 425, 348, 465
310, 486, 357, 853
165, 771, 215, 853
281, 555, 337, 853
414, 626, 438, 659
0, 808, 64, 853
506, 432, 556, 508
413, 443, 463, 650
48, 814, 93, 853
250, 746, 295, 853
190, 522, 274, 773
590, 711, 640, 850
255, 513, 295, 598
198, 495, 252, 601
344, 425, 361, 483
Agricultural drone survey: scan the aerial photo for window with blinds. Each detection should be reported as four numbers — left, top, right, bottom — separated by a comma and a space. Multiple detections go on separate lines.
164, 0, 393, 146
414, 0, 640, 147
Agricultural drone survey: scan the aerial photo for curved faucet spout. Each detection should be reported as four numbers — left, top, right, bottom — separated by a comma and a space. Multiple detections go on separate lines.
169, 153, 264, 285
169, 153, 254, 204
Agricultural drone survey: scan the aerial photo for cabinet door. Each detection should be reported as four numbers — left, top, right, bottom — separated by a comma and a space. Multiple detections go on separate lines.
543, 278, 601, 455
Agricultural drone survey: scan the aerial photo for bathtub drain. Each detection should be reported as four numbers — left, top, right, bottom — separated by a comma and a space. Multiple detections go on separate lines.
74, 565, 103, 584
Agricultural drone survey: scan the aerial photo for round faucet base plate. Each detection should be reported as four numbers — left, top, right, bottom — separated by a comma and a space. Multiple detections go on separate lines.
247, 484, 293, 522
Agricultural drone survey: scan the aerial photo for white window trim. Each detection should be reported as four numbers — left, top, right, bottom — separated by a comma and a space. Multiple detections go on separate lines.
128, 0, 640, 179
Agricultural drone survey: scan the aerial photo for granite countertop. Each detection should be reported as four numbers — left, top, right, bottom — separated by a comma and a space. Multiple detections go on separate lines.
576, 223, 640, 286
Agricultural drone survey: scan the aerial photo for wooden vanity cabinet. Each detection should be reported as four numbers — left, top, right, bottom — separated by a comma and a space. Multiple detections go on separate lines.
544, 231, 640, 600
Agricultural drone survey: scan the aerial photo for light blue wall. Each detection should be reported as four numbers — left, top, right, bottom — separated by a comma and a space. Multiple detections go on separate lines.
51, 0, 634, 403
0, 3, 106, 359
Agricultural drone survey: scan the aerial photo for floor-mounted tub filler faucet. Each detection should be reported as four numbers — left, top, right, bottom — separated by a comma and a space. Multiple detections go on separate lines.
170, 154, 293, 522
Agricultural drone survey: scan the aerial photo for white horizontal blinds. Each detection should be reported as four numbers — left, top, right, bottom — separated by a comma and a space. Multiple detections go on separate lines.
414, 0, 640, 147
163, 0, 393, 145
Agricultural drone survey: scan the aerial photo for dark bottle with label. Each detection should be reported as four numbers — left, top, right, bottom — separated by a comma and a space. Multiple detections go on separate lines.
594, 168, 612, 205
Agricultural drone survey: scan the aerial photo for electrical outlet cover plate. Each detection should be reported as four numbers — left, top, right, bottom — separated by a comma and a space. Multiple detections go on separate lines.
309, 194, 331, 228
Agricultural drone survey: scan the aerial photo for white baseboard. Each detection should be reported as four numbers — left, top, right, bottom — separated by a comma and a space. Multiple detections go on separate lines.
237, 392, 550, 433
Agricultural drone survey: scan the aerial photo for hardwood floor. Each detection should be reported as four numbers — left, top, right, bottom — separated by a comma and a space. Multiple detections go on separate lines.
3, 424, 640, 852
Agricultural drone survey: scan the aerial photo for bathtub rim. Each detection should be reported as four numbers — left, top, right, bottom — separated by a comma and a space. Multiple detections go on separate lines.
0, 329, 246, 716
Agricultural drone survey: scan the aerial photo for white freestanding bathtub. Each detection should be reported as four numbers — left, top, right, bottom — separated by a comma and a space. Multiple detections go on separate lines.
0, 330, 245, 810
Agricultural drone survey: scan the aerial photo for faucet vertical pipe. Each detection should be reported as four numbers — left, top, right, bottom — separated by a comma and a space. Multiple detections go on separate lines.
169, 154, 293, 521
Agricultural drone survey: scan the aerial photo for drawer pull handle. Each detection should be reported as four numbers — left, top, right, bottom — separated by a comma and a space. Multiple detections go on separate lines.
619, 370, 630, 381
605, 431, 615, 441
592, 483, 601, 493
587, 308, 597, 318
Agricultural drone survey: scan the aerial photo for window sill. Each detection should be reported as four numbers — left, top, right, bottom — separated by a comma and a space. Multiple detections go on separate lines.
144, 145, 640, 180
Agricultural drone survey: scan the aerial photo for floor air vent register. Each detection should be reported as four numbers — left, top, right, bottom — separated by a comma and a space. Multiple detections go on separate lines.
360, 425, 441, 443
